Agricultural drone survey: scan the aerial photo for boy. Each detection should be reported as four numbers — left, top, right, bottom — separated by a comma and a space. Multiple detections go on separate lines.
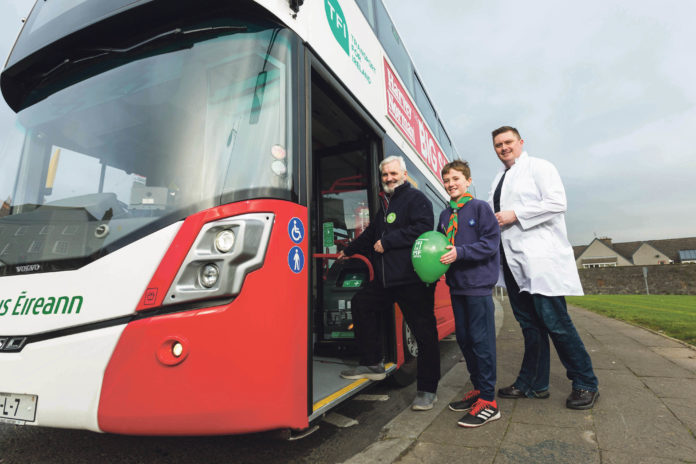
437, 160, 501, 427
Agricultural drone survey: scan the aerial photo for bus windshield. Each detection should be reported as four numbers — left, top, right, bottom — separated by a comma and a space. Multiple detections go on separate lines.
0, 22, 294, 275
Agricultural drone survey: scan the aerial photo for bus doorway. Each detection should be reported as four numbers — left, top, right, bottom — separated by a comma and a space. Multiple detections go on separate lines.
309, 75, 392, 418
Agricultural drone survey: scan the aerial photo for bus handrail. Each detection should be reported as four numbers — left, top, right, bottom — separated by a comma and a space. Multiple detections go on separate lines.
313, 253, 374, 282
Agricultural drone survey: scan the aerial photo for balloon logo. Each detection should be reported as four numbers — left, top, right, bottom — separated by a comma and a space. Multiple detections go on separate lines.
411, 231, 450, 283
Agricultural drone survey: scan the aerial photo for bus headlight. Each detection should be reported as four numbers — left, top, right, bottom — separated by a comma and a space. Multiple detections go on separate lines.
214, 229, 235, 253
199, 263, 219, 288
271, 160, 287, 177
164, 213, 274, 305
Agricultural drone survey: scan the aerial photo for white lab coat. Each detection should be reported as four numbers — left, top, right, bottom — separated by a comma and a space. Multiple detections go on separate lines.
487, 152, 583, 296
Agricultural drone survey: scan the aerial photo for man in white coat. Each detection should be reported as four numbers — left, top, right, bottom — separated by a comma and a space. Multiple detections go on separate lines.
488, 126, 599, 410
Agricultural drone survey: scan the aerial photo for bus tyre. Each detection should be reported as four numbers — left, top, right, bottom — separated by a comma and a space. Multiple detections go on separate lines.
391, 320, 418, 387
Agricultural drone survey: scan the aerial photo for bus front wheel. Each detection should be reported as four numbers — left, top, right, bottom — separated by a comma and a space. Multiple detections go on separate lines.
391, 320, 418, 387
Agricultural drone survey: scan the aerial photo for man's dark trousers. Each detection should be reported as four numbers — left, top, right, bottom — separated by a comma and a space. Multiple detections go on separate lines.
501, 249, 598, 394
351, 279, 440, 393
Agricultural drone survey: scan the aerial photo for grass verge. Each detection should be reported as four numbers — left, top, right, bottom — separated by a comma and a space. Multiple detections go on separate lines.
566, 295, 696, 346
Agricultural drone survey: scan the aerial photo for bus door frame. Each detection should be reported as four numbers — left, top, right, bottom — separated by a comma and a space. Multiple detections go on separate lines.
302, 48, 385, 417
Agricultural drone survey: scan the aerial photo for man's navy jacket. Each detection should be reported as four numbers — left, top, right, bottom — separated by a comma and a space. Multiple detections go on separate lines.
344, 182, 433, 287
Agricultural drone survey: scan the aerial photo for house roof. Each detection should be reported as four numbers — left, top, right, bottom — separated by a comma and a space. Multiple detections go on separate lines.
575, 237, 696, 263
573, 245, 587, 259
617, 237, 696, 262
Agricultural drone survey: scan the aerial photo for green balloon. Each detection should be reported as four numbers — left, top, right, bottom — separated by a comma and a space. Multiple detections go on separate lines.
411, 231, 450, 283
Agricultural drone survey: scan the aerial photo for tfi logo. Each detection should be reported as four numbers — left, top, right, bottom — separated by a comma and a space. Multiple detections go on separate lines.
325, 0, 349, 55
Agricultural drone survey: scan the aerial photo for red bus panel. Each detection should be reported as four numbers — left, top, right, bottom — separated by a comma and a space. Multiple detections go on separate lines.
99, 201, 309, 435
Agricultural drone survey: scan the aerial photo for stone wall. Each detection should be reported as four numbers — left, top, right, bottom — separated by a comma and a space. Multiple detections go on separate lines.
578, 264, 696, 295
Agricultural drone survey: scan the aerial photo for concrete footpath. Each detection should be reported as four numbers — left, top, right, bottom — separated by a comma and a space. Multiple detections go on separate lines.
344, 298, 696, 464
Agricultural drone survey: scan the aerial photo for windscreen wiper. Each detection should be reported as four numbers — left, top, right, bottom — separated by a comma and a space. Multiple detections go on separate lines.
92, 25, 248, 54
39, 25, 248, 83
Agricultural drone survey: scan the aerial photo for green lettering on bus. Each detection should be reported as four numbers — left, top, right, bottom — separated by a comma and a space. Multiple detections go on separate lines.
68, 296, 83, 314
43, 297, 55, 315
13, 292, 25, 315
22, 298, 35, 315
0, 293, 84, 317
55, 296, 69, 314
33, 297, 45, 315
0, 299, 9, 316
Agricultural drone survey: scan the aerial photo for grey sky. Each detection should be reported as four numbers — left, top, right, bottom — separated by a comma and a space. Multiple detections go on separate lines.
383, 0, 696, 244
1, 0, 694, 245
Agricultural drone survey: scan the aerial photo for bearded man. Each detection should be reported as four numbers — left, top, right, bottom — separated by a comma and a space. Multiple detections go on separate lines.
338, 155, 440, 411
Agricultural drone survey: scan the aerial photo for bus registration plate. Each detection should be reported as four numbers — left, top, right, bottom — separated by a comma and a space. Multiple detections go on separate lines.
0, 392, 37, 423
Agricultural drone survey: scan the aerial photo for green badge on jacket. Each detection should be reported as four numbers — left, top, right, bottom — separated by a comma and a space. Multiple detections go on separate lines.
386, 212, 396, 223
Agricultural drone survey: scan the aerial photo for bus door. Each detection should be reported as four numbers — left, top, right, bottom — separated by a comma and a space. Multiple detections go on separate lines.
308, 74, 387, 418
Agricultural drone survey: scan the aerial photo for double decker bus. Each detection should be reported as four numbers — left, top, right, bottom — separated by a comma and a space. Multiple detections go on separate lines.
0, 0, 460, 436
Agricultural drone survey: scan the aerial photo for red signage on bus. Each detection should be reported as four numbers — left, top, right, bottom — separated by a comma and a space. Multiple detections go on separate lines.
384, 58, 447, 178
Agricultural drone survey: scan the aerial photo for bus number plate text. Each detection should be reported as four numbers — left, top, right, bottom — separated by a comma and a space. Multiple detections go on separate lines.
0, 392, 37, 423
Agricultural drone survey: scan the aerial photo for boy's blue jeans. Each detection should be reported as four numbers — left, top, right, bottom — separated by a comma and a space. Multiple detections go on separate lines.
451, 294, 497, 401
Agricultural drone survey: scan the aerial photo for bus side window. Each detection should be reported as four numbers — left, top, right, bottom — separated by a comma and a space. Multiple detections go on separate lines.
425, 186, 447, 230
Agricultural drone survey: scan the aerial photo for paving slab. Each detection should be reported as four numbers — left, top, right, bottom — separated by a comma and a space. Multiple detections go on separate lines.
495, 422, 599, 464
395, 442, 495, 464
585, 350, 632, 372
600, 450, 692, 464
641, 376, 696, 400
592, 371, 696, 461
619, 327, 689, 349
568, 310, 630, 334
662, 397, 696, 437
506, 395, 594, 429
593, 333, 694, 378
651, 346, 696, 373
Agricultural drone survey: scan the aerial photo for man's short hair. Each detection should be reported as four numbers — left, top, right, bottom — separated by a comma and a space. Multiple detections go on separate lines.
380, 155, 407, 172
441, 160, 471, 179
491, 126, 521, 140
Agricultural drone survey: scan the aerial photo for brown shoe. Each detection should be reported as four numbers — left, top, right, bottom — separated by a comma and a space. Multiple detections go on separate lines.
498, 385, 550, 399
566, 389, 599, 410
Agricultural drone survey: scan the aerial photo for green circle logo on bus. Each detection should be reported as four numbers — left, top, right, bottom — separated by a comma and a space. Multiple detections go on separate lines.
387, 213, 396, 223
325, 0, 349, 56
323, 0, 377, 85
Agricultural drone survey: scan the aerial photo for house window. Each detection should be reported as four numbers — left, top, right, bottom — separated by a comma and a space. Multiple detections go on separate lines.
582, 263, 617, 268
